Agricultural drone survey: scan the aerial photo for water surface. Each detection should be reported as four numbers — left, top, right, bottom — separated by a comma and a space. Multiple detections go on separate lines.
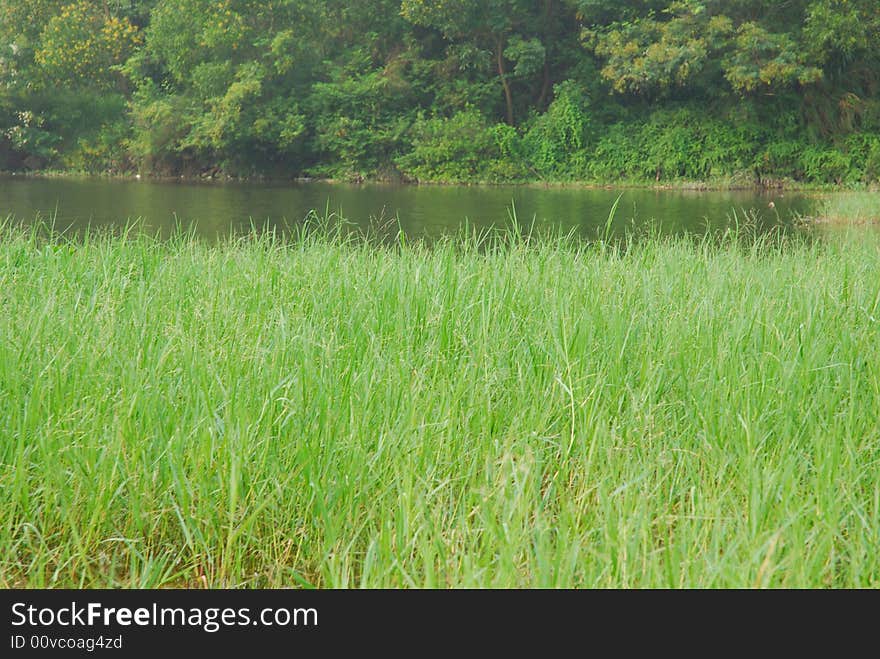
0, 176, 815, 240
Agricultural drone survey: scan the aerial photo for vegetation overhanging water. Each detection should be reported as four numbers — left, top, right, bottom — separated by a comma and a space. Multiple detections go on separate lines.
2, 2, 879, 188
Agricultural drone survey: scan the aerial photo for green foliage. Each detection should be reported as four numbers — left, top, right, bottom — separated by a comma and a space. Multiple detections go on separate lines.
756, 140, 807, 181
504, 36, 546, 78
401, 0, 560, 124
723, 22, 822, 94
799, 145, 854, 185
35, 1, 141, 89
125, 83, 190, 174
585, 109, 757, 181
862, 138, 880, 184
308, 65, 414, 180
396, 109, 527, 182
3, 109, 60, 164
66, 119, 131, 172
586, 10, 721, 95
0, 88, 13, 167
586, 3, 824, 97
0, 0, 878, 184
52, 91, 130, 171
123, 0, 324, 174
521, 81, 592, 179
400, 0, 527, 39
803, 0, 880, 66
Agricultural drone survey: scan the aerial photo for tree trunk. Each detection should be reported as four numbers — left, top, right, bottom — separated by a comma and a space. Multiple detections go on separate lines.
537, 59, 551, 108
537, 0, 553, 107
496, 38, 514, 125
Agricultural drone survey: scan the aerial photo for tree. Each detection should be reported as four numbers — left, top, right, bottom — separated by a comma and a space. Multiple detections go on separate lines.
35, 1, 141, 89
1, 0, 878, 183
401, 0, 556, 124
583, 1, 822, 98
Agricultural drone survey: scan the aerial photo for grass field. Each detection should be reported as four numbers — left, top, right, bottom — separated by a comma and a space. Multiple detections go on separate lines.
810, 192, 880, 226
1, 220, 879, 588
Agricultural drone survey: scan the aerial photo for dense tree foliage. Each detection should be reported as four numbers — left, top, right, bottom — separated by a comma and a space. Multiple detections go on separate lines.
1, 0, 878, 184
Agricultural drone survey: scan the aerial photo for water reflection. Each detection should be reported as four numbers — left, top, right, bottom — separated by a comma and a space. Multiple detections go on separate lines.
0, 176, 816, 241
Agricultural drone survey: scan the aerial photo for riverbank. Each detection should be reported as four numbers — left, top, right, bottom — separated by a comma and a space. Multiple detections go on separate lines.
2, 223, 878, 588
807, 193, 880, 226
4, 168, 879, 194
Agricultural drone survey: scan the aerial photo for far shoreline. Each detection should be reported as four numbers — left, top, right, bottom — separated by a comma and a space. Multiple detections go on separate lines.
2, 168, 878, 195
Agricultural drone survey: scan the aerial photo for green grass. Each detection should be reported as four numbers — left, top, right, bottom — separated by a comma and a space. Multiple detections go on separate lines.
809, 192, 880, 225
1, 220, 879, 588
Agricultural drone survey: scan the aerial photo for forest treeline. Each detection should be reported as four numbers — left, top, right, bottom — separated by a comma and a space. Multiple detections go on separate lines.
1, 1, 879, 185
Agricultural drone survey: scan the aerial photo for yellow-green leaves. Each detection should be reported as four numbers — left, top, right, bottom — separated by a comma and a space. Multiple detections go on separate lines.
35, 1, 141, 89
588, 6, 826, 96
722, 23, 822, 94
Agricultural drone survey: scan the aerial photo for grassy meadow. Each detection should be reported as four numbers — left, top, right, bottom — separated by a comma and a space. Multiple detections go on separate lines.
810, 192, 880, 226
1, 219, 879, 588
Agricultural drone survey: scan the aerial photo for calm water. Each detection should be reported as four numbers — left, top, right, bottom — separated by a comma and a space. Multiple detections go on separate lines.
0, 176, 816, 240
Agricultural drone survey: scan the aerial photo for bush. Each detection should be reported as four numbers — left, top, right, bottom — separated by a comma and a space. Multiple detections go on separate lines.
521, 81, 592, 179
586, 108, 762, 182
756, 140, 806, 181
65, 120, 132, 173
3, 109, 60, 167
640, 113, 705, 179
396, 110, 528, 182
866, 139, 880, 184
586, 123, 640, 180
308, 69, 415, 180
843, 132, 880, 184
800, 145, 854, 184
128, 85, 193, 175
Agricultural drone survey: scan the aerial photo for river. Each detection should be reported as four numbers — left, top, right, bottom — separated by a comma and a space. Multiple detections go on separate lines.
0, 176, 816, 240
